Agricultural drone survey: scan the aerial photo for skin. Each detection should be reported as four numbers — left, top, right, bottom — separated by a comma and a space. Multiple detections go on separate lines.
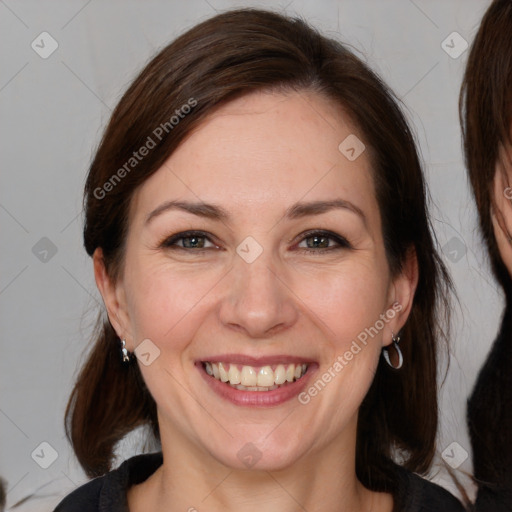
491, 143, 512, 277
94, 90, 418, 512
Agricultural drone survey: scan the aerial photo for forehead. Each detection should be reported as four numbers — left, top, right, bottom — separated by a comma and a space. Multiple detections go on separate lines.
130, 90, 378, 227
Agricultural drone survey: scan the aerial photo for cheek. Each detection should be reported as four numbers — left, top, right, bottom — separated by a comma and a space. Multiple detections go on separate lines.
125, 255, 390, 352
293, 261, 390, 348
292, 260, 390, 412
294, 266, 390, 437
124, 258, 223, 348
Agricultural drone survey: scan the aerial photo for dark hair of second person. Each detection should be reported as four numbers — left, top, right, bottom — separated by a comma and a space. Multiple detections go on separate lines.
460, 0, 512, 510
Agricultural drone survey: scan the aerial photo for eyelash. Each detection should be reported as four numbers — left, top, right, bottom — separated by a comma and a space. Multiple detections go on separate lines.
159, 229, 352, 254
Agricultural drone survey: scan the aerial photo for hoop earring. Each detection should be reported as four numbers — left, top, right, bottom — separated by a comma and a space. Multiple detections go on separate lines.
120, 339, 131, 363
382, 331, 403, 370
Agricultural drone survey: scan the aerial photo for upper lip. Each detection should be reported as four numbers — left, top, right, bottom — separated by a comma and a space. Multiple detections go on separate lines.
197, 354, 315, 366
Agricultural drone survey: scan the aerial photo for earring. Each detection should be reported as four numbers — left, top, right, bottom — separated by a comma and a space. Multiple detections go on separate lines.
120, 339, 131, 363
382, 331, 403, 370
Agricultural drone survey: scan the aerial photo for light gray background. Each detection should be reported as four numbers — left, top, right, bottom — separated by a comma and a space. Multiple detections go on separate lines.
0, 0, 503, 510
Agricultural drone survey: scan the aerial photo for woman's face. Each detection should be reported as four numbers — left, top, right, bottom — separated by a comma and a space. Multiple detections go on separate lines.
492, 144, 512, 277
96, 90, 416, 471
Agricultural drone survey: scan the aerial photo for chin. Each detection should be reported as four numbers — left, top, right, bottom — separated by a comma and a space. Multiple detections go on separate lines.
207, 428, 311, 472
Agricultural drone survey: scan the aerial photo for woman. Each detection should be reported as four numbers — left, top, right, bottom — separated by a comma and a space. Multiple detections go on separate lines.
54, 8, 463, 511
460, 0, 512, 510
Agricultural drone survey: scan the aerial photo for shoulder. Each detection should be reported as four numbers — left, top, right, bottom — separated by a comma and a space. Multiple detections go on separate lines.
394, 466, 466, 512
52, 452, 163, 512
52, 476, 104, 512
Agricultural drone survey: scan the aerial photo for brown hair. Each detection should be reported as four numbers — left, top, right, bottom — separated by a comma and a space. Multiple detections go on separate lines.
67, 8, 452, 493
459, 0, 512, 500
460, 0, 512, 300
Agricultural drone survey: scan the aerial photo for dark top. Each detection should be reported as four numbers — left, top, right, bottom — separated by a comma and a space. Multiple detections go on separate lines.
53, 451, 465, 512
468, 301, 512, 512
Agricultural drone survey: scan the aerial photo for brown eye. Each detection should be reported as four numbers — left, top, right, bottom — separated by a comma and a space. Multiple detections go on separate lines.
305, 234, 330, 249
180, 235, 207, 248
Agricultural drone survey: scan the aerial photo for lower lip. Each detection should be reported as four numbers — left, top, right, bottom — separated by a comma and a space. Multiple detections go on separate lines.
197, 363, 316, 407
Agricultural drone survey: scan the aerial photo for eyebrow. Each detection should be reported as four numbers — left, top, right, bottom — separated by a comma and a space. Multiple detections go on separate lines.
145, 198, 367, 227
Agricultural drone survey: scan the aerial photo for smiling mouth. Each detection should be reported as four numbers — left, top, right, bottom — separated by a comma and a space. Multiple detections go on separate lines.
202, 361, 309, 391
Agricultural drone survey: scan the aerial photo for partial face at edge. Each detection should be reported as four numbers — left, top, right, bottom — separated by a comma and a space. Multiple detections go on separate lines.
95, 90, 417, 471
492, 144, 512, 277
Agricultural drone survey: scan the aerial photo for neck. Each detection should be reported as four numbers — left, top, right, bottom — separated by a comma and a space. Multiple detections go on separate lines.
129, 419, 392, 512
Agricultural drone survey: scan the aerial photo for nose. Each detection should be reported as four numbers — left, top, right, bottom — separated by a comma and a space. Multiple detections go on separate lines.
218, 251, 299, 339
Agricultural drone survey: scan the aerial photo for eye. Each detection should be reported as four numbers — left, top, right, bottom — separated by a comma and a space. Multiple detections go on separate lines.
158, 229, 351, 254
295, 230, 352, 253
159, 230, 218, 250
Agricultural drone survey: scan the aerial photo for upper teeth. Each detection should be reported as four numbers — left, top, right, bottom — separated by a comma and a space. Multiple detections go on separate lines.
204, 362, 308, 388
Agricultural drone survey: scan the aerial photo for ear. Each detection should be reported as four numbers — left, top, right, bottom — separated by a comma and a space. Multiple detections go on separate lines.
491, 144, 512, 277
93, 248, 132, 348
383, 245, 419, 347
